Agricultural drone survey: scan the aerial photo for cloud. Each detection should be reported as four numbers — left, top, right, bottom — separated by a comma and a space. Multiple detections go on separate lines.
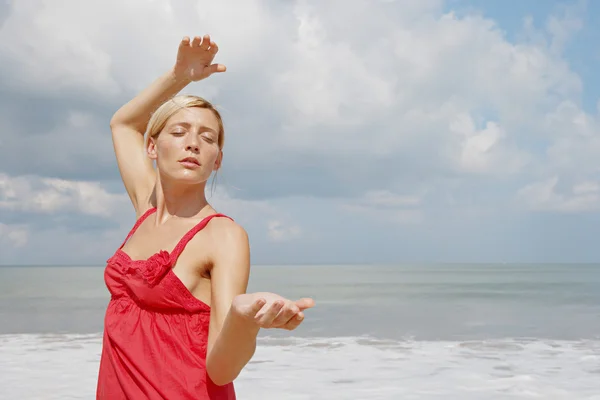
0, 171, 307, 263
0, 0, 599, 264
267, 220, 301, 242
1, 0, 590, 201
0, 2, 119, 97
0, 173, 128, 217
0, 223, 29, 248
208, 185, 305, 244
449, 114, 529, 175
544, 0, 586, 55
517, 176, 600, 213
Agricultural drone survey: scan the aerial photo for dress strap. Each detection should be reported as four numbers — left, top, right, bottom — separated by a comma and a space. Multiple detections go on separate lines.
169, 213, 233, 263
118, 207, 157, 249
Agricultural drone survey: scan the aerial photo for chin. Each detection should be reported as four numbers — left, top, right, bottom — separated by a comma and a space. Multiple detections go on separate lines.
160, 169, 210, 186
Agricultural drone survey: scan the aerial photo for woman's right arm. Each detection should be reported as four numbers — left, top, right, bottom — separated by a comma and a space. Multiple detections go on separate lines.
110, 35, 225, 215
110, 68, 191, 214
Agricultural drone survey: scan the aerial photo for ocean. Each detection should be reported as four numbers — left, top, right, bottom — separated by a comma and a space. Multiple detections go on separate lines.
1, 264, 599, 399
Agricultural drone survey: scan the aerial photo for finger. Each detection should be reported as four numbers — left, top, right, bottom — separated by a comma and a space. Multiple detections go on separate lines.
282, 312, 305, 331
248, 298, 267, 318
200, 34, 211, 50
255, 301, 283, 326
180, 36, 190, 48
206, 64, 226, 74
191, 36, 202, 47
255, 300, 284, 327
209, 41, 219, 54
295, 298, 315, 311
271, 303, 300, 327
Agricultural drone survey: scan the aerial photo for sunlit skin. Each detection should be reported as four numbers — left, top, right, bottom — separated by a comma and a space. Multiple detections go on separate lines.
149, 107, 222, 186
107, 34, 315, 387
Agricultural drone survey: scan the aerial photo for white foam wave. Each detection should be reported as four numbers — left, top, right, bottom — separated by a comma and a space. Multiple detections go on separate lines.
1, 334, 599, 399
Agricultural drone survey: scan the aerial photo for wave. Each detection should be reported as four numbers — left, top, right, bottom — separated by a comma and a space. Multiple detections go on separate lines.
1, 333, 599, 399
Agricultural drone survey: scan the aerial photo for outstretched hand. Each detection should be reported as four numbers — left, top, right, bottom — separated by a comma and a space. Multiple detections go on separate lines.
232, 292, 315, 331
174, 34, 226, 82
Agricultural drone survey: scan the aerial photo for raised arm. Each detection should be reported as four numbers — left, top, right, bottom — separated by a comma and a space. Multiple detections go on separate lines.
205, 220, 314, 386
110, 35, 225, 214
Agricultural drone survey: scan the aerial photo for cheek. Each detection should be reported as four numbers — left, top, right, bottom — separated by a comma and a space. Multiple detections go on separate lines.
203, 146, 220, 162
156, 138, 180, 159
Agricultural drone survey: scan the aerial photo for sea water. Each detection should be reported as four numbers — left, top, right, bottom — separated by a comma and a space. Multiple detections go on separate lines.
1, 264, 599, 399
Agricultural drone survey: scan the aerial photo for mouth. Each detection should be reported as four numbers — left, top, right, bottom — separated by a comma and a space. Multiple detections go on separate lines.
179, 157, 200, 168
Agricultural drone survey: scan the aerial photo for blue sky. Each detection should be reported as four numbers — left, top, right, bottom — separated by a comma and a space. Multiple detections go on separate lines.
1, 0, 599, 265
448, 0, 600, 112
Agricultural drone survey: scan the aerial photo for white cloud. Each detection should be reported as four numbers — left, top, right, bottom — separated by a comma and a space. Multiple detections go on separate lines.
209, 185, 303, 242
273, 3, 395, 132
0, 1, 120, 96
0, 175, 308, 263
543, 101, 600, 173
517, 176, 600, 213
545, 1, 585, 55
0, 172, 305, 240
267, 220, 301, 242
449, 114, 529, 175
1, 0, 599, 263
0, 223, 29, 248
1, 0, 594, 189
0, 173, 128, 217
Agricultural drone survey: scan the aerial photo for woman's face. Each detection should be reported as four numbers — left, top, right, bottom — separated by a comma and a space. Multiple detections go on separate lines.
148, 107, 222, 186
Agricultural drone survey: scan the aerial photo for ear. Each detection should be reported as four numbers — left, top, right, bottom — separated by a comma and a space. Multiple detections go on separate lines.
214, 150, 223, 171
147, 136, 158, 160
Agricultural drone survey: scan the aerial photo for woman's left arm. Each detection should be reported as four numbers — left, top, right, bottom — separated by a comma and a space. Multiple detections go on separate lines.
204, 219, 314, 386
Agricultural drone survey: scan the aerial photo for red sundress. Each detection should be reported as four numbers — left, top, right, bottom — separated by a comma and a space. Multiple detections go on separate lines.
96, 207, 236, 399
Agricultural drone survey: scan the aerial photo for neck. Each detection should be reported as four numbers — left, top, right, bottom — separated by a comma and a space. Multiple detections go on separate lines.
153, 176, 210, 223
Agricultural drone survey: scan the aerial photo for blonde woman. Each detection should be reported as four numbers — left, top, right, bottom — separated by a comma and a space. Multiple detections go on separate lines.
96, 34, 314, 400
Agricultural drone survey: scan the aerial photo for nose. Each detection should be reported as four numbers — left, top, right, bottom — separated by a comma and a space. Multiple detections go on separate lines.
185, 135, 200, 153
186, 143, 199, 152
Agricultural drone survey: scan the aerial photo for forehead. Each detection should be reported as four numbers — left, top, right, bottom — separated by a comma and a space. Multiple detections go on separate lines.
165, 107, 220, 132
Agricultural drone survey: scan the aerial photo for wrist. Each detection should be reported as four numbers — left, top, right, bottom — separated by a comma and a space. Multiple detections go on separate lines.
229, 304, 261, 338
169, 66, 193, 86
230, 294, 262, 333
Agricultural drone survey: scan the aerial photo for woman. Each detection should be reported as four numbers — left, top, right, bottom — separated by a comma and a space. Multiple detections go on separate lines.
96, 34, 314, 399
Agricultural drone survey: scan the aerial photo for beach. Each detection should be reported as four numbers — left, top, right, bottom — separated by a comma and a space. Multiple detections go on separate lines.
1, 264, 599, 399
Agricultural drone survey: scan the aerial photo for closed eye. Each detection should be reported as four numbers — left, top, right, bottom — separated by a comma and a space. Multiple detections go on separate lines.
201, 133, 216, 143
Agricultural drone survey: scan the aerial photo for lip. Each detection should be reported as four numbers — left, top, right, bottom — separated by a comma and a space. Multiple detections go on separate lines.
179, 157, 200, 168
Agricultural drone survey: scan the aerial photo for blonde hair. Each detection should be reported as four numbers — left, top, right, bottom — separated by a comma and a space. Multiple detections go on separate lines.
145, 94, 225, 148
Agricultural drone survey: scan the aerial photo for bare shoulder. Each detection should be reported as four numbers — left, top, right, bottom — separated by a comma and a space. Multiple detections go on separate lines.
191, 215, 250, 268
206, 216, 249, 252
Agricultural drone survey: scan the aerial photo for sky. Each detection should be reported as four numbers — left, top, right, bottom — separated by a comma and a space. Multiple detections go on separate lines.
1, 0, 600, 266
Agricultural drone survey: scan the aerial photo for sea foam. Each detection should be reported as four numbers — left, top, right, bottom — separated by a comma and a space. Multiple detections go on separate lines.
1, 333, 599, 399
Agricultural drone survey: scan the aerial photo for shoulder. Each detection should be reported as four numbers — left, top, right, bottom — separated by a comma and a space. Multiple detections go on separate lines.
201, 215, 250, 264
210, 216, 248, 246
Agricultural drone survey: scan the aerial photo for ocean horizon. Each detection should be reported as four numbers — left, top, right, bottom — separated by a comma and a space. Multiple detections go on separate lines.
1, 263, 599, 399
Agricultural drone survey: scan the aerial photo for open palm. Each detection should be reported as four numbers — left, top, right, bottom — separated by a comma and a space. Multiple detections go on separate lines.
174, 34, 226, 82
232, 292, 315, 331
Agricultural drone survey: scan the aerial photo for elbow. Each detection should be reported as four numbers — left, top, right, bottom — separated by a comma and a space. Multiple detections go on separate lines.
109, 109, 134, 131
209, 375, 235, 387
109, 119, 121, 133
109, 115, 125, 131
206, 364, 239, 387
206, 346, 256, 386
109, 118, 145, 135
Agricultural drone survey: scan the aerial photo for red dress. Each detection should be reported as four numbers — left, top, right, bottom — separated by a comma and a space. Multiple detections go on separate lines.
97, 207, 236, 399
